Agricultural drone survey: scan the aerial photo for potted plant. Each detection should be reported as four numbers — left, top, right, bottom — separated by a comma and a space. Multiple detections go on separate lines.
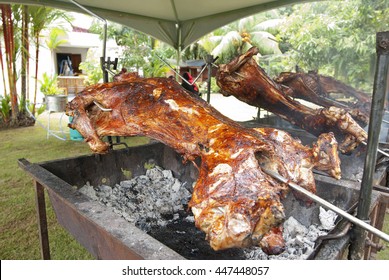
40, 72, 67, 112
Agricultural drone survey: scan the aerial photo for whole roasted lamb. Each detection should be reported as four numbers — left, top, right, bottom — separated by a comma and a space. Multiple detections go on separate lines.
216, 47, 368, 154
66, 72, 341, 254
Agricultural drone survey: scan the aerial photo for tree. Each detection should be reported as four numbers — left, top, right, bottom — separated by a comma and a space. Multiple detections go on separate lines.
199, 11, 285, 64
1, 4, 19, 122
45, 27, 68, 74
279, 0, 389, 91
90, 21, 154, 75
29, 6, 69, 115
20, 5, 29, 114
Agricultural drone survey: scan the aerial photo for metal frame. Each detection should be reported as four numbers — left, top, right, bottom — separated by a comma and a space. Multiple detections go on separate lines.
349, 31, 389, 259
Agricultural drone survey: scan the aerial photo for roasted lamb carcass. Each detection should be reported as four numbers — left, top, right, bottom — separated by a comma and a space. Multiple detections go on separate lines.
216, 47, 367, 154
275, 71, 371, 126
66, 74, 341, 253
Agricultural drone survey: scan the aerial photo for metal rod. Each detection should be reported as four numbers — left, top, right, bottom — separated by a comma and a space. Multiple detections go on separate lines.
93, 101, 112, 112
70, 0, 108, 82
70, 0, 107, 60
350, 31, 389, 259
156, 53, 205, 86
261, 168, 389, 243
206, 54, 213, 103
322, 96, 349, 108
361, 141, 389, 157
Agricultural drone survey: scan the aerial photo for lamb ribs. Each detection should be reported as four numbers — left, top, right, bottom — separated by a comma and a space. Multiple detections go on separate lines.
216, 47, 368, 154
66, 73, 341, 254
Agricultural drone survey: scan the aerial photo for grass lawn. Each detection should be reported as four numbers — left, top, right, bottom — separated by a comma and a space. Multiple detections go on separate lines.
0, 112, 388, 260
0, 112, 149, 259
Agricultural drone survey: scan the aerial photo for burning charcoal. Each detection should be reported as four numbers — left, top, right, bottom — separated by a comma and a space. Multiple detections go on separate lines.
79, 166, 191, 233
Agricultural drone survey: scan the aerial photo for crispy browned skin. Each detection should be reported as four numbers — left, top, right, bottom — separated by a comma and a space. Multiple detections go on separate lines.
216, 47, 367, 154
275, 71, 370, 126
66, 74, 340, 253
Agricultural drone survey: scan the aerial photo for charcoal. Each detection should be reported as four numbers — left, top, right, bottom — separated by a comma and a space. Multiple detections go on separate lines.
78, 166, 192, 231
244, 211, 337, 260
78, 167, 337, 260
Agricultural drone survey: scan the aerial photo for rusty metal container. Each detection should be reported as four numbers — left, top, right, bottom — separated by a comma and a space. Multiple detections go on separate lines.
19, 141, 387, 260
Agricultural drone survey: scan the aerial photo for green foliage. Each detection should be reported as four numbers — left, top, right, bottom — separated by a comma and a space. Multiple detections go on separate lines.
142, 50, 170, 78
210, 78, 220, 93
0, 95, 11, 122
91, 21, 153, 74
79, 59, 103, 85
210, 31, 242, 64
78, 48, 103, 85
45, 27, 67, 50
27, 101, 45, 116
200, 13, 284, 64
250, 31, 282, 55
279, 0, 389, 90
39, 73, 60, 95
198, 78, 220, 94
182, 42, 208, 61
0, 115, 150, 259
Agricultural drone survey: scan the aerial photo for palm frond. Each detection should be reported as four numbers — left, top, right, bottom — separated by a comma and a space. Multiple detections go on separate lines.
250, 31, 282, 55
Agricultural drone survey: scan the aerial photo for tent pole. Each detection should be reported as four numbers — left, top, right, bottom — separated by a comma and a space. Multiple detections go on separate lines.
348, 31, 389, 259
176, 24, 182, 80
69, 0, 107, 67
206, 54, 213, 103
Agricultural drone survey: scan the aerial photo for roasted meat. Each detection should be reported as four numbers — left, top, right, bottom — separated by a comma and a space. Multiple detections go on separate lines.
275, 71, 370, 126
66, 74, 341, 253
216, 47, 367, 154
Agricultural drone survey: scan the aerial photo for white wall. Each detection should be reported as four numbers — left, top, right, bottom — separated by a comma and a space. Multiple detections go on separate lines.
0, 31, 119, 105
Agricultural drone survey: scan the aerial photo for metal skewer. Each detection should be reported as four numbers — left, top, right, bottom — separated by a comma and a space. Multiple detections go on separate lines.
261, 168, 389, 243
361, 141, 389, 157
93, 100, 112, 112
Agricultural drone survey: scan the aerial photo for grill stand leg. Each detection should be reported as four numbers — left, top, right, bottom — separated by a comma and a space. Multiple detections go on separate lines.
35, 181, 51, 260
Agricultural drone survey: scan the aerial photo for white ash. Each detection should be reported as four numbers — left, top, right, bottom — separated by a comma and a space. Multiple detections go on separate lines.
319, 206, 337, 230
79, 169, 338, 259
245, 207, 338, 260
79, 166, 192, 231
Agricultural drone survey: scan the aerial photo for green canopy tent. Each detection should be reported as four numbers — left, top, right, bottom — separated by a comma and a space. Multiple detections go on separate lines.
4, 0, 313, 50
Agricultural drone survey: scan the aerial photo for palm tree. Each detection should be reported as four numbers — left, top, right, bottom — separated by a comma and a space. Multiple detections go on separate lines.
20, 5, 29, 113
45, 27, 68, 73
29, 6, 69, 115
199, 13, 284, 64
0, 4, 19, 121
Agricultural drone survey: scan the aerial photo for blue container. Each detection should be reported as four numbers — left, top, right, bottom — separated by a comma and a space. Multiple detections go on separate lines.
69, 117, 84, 141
